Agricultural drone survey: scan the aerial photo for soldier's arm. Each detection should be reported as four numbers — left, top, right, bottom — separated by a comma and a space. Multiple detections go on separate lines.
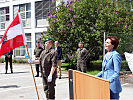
50, 51, 58, 75
76, 49, 79, 56
49, 66, 56, 75
28, 59, 40, 64
81, 49, 89, 61
34, 60, 40, 64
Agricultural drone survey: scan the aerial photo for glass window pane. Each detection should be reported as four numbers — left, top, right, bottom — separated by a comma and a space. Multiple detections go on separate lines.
35, 33, 42, 41
0, 8, 5, 15
21, 12, 25, 19
43, 0, 50, 9
5, 7, 9, 14
27, 42, 31, 48
22, 20, 25, 27
35, 33, 43, 47
20, 46, 25, 56
6, 15, 9, 21
36, 9, 42, 18
1, 23, 5, 29
1, 16, 5, 22
35, 1, 43, 9
25, 33, 31, 41
43, 8, 49, 18
26, 12, 31, 18
0, 35, 2, 41
20, 4, 25, 12
13, 5, 19, 18
26, 3, 31, 11
15, 47, 20, 56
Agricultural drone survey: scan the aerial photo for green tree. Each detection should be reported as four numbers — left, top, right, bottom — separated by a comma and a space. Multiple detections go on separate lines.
96, 0, 133, 57
40, 0, 133, 66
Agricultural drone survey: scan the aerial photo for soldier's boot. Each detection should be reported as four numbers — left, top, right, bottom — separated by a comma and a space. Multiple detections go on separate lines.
35, 73, 39, 77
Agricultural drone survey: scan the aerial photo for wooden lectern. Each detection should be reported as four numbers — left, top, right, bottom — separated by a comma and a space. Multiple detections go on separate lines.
69, 69, 110, 99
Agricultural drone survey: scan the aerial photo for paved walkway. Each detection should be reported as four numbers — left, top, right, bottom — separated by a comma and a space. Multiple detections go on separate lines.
0, 63, 133, 100
0, 63, 69, 100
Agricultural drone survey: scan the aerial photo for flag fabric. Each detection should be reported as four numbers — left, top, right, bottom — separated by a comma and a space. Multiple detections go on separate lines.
0, 12, 26, 57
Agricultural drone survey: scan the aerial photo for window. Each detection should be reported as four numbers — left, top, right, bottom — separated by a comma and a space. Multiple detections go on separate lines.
0, 35, 2, 41
0, 7, 10, 30
13, 3, 31, 28
35, 32, 44, 46
35, 0, 56, 27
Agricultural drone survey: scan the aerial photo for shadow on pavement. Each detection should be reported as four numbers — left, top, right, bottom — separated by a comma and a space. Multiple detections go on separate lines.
0, 71, 29, 74
0, 85, 20, 88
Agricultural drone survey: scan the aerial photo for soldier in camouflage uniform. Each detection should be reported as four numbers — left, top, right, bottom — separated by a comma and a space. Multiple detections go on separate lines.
77, 42, 88, 73
34, 40, 43, 77
28, 38, 57, 99
39, 38, 58, 99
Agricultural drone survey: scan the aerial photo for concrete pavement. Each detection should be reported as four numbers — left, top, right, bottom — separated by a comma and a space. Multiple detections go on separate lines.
0, 63, 133, 100
0, 63, 69, 100
120, 74, 133, 100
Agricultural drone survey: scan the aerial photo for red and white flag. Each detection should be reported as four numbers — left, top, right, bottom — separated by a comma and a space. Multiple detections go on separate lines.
0, 11, 26, 57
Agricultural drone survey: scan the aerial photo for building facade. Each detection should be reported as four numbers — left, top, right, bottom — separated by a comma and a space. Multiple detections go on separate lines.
0, 0, 58, 59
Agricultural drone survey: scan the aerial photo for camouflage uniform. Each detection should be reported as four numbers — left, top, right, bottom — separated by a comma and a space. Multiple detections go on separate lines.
34, 47, 43, 76
77, 48, 88, 73
39, 48, 58, 99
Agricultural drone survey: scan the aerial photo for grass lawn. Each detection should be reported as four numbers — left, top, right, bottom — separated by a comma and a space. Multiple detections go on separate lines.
86, 70, 101, 75
61, 63, 101, 75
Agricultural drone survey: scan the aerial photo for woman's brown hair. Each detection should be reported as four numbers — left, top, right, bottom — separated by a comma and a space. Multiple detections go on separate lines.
106, 36, 119, 49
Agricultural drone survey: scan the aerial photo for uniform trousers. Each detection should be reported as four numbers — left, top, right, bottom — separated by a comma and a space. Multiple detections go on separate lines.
42, 72, 56, 99
77, 61, 87, 73
35, 64, 39, 75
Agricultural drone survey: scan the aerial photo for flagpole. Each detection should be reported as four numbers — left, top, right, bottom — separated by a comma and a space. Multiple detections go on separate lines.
26, 45, 40, 100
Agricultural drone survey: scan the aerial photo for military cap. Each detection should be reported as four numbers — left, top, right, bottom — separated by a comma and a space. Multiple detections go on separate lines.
43, 38, 52, 44
78, 41, 84, 44
36, 40, 41, 43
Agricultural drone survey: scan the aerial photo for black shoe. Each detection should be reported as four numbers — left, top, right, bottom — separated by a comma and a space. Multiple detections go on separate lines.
5, 72, 7, 74
35, 75, 39, 77
59, 77, 61, 79
11, 71, 13, 73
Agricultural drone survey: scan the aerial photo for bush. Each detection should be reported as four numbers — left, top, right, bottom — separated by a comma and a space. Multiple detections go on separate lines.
89, 60, 129, 72
0, 58, 5, 63
89, 60, 102, 71
13, 59, 27, 63
121, 60, 130, 71
0, 58, 27, 63
62, 60, 129, 72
